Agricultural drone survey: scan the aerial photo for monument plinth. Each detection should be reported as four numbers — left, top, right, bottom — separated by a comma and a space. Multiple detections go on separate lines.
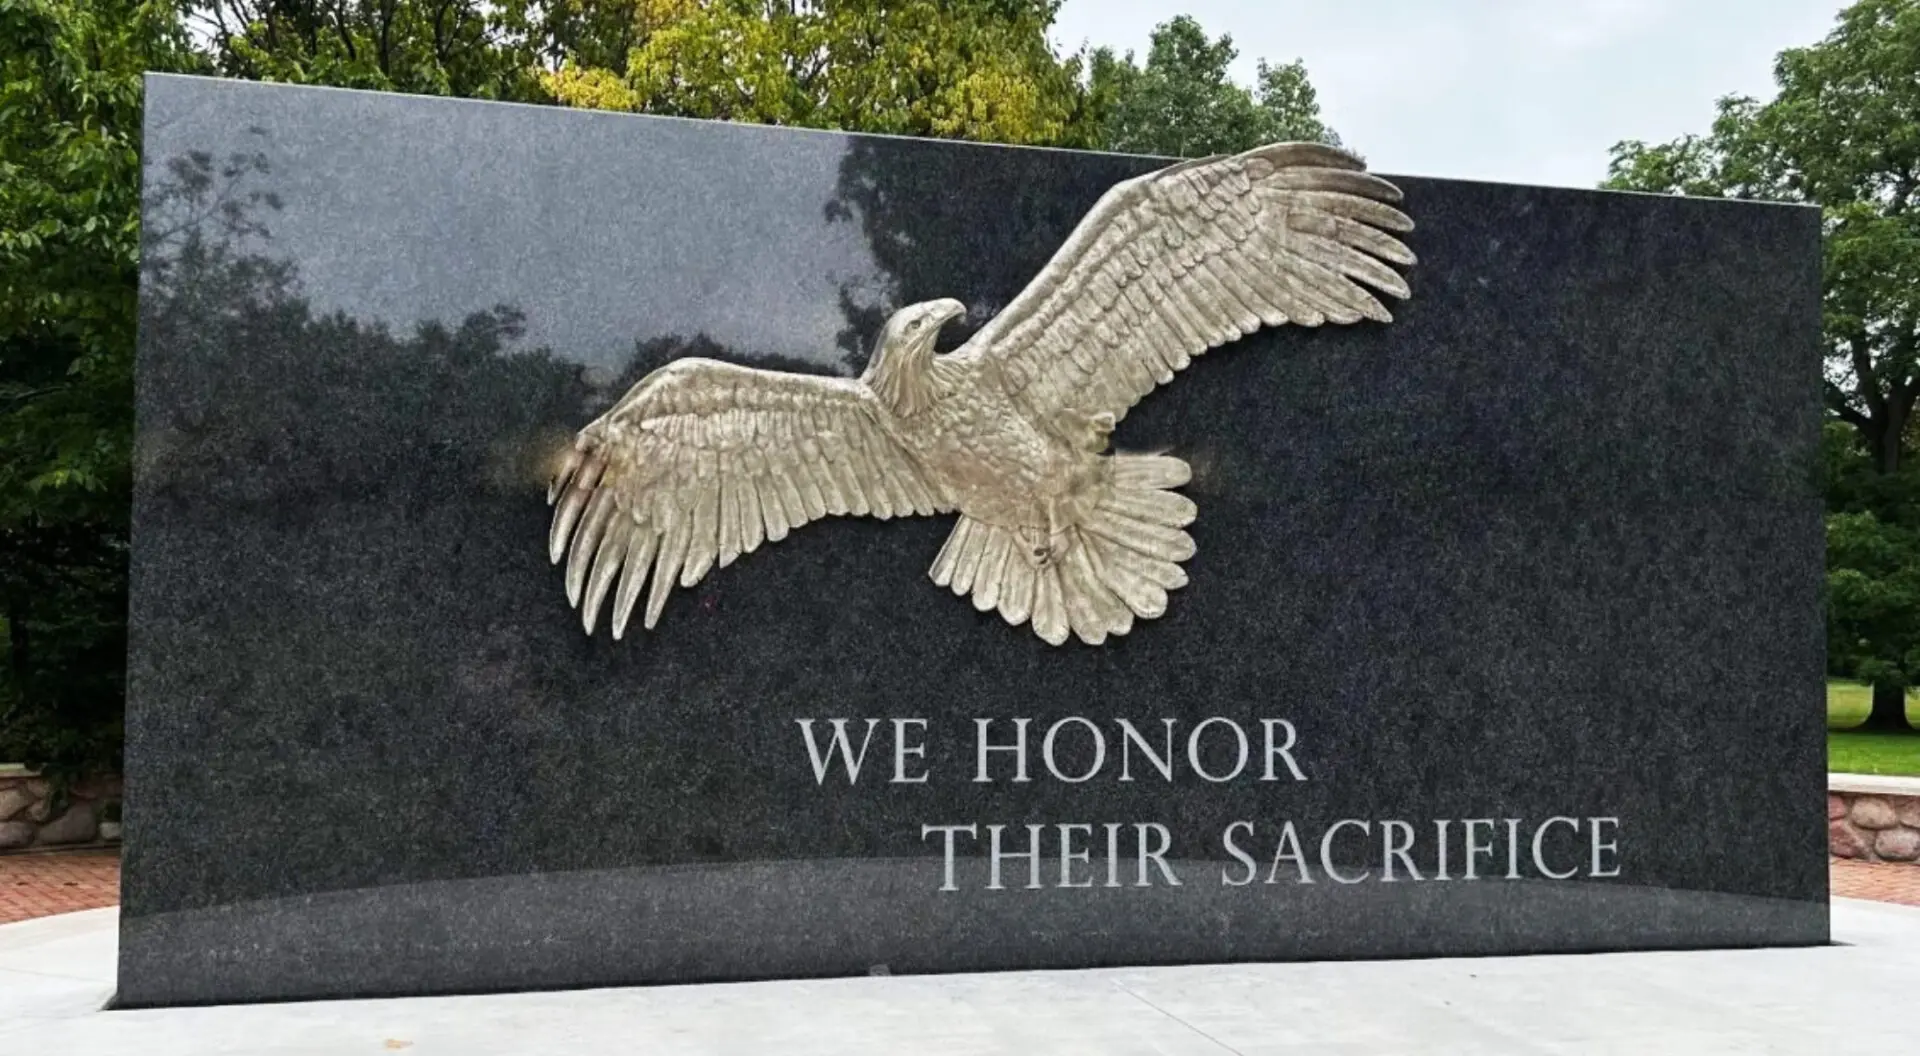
119, 74, 1827, 1008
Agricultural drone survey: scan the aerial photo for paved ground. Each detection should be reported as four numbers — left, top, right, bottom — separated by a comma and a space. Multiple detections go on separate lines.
2, 900, 1917, 1053
0, 851, 119, 925
3, 851, 1919, 924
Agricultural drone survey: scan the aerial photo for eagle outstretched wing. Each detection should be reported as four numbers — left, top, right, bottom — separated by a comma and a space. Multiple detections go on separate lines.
547, 358, 949, 638
949, 142, 1415, 421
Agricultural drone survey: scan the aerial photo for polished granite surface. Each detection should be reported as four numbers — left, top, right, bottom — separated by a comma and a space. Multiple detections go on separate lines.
122, 74, 1827, 1006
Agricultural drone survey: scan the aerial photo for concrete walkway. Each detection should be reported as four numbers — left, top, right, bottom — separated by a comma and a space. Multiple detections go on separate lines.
2, 900, 1917, 1054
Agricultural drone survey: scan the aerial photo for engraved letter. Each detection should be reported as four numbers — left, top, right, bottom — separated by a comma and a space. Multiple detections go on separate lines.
1058, 823, 1093, 888
974, 718, 1032, 783
796, 719, 880, 785
1265, 821, 1314, 884
1136, 823, 1181, 886
1531, 816, 1579, 880
1589, 816, 1622, 878
1104, 822, 1125, 888
1188, 717, 1249, 783
1380, 819, 1422, 881
987, 823, 1045, 890
1320, 819, 1372, 884
1117, 718, 1176, 781
1464, 818, 1496, 880
1261, 719, 1307, 781
1042, 717, 1107, 783
921, 824, 977, 892
1221, 821, 1257, 886
893, 718, 930, 784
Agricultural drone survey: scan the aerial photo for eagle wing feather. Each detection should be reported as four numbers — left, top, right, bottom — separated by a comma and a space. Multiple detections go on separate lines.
951, 142, 1416, 422
548, 358, 948, 638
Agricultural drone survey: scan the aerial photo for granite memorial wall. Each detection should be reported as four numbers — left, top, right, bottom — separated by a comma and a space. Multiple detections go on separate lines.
119, 74, 1827, 1007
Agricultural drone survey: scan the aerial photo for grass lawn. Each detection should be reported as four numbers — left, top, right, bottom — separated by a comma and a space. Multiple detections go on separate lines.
1828, 680, 1920, 776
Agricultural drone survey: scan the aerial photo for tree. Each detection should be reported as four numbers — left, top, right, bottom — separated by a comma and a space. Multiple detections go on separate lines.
538, 0, 1096, 147
1606, 0, 1920, 731
1606, 0, 1920, 476
0, 0, 203, 777
186, 0, 545, 99
1085, 14, 1337, 158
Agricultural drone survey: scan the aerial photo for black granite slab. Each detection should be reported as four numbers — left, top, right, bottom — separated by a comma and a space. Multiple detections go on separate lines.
120, 74, 1828, 1008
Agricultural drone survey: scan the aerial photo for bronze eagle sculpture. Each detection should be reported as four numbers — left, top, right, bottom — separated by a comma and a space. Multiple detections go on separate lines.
546, 141, 1415, 646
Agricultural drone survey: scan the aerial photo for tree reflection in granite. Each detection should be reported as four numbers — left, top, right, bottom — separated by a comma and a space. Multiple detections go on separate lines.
825, 133, 1162, 375
127, 153, 823, 912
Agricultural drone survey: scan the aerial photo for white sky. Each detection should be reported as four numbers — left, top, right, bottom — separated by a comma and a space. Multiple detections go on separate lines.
1051, 0, 1849, 188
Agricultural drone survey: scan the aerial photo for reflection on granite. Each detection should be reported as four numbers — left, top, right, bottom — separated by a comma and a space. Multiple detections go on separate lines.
122, 74, 1827, 1008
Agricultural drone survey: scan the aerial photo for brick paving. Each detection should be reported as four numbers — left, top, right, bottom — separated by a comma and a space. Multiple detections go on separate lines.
0, 849, 121, 924
1831, 857, 1920, 907
1, 850, 1918, 925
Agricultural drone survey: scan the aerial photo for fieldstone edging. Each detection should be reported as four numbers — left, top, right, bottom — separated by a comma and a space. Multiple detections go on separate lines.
0, 768, 122, 852
1829, 773, 1920, 863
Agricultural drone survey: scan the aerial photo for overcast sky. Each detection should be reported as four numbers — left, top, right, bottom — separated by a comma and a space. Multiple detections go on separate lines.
1052, 0, 1849, 188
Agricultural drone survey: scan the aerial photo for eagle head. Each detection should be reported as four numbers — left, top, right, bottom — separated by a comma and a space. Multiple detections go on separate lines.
864, 298, 966, 415
879, 298, 967, 355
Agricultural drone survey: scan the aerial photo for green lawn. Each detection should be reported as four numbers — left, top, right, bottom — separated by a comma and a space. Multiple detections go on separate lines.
1828, 680, 1920, 776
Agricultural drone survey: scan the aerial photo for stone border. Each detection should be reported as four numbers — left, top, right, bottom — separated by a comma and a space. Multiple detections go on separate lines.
0, 770, 122, 852
1829, 773, 1920, 863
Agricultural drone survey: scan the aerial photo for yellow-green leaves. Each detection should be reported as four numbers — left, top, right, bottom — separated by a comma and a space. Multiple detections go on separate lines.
541, 0, 1094, 147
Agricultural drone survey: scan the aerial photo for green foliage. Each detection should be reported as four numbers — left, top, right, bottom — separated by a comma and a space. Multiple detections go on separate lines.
1825, 416, 1920, 725
0, 0, 203, 778
1829, 730, 1920, 774
1085, 15, 1337, 158
1828, 681, 1920, 773
1827, 510, 1920, 684
540, 0, 1096, 147
187, 0, 544, 99
1605, 0, 1920, 476
1608, 0, 1920, 726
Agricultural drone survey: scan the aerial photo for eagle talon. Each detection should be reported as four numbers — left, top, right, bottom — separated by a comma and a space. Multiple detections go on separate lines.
1059, 408, 1117, 454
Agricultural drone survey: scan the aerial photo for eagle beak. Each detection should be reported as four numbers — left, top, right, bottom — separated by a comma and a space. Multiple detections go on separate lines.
932, 299, 967, 326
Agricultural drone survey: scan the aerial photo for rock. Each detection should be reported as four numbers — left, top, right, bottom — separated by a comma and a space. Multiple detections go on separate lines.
1830, 820, 1866, 858
1897, 798, 1920, 829
98, 822, 122, 842
33, 803, 97, 845
1829, 794, 1849, 820
0, 820, 33, 850
1873, 833, 1920, 864
1875, 827, 1920, 861
24, 798, 52, 823
0, 785, 33, 821
1850, 797, 1900, 830
71, 775, 123, 801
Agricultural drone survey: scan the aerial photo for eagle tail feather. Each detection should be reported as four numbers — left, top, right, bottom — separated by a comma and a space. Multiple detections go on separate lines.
934, 454, 1195, 646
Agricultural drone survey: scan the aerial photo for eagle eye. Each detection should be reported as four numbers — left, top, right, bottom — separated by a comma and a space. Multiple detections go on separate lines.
909, 319, 924, 332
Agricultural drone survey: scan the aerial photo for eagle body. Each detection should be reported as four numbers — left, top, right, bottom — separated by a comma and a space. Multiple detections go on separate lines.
877, 350, 1101, 546
546, 141, 1417, 646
